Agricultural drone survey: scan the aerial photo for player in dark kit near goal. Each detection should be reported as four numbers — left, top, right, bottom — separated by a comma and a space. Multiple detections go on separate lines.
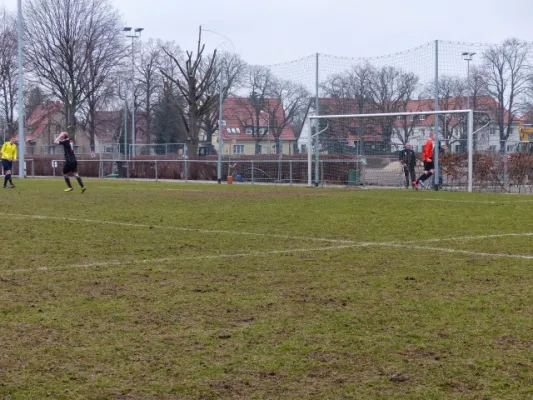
398, 143, 416, 189
54, 131, 87, 193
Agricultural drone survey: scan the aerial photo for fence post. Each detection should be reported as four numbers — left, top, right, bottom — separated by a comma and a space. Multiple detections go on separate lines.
185, 159, 189, 182
31, 160, 34, 177
320, 160, 324, 187
155, 160, 158, 181
251, 159, 254, 184
289, 160, 292, 185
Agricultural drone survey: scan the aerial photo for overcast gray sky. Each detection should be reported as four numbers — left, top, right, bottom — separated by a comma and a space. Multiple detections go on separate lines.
2, 0, 532, 65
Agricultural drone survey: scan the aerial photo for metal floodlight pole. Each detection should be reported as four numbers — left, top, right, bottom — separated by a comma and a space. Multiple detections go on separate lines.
307, 119, 312, 187
433, 40, 440, 189
124, 93, 128, 160
467, 110, 474, 193
17, 0, 24, 178
315, 53, 319, 187
217, 65, 224, 183
462, 52, 476, 110
124, 27, 143, 157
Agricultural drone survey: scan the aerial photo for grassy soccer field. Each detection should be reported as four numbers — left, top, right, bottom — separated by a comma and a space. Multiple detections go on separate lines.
1, 179, 533, 399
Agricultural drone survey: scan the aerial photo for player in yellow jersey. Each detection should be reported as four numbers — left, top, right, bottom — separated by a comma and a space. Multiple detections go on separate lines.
1, 136, 17, 189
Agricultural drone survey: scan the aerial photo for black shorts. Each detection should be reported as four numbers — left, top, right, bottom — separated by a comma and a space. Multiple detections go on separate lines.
423, 161, 435, 171
63, 162, 78, 174
2, 159, 12, 172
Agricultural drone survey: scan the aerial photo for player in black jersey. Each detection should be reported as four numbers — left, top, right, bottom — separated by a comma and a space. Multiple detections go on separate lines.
54, 132, 86, 193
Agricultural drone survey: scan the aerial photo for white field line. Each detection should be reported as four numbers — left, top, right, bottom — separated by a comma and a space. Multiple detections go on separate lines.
96, 186, 206, 192
374, 242, 533, 260
5, 243, 370, 274
6, 213, 533, 247
354, 195, 533, 204
4, 213, 533, 275
6, 213, 354, 244
6, 239, 533, 275
408, 232, 533, 244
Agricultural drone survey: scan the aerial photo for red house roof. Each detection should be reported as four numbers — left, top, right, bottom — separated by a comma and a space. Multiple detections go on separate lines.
15, 101, 63, 142
222, 97, 295, 141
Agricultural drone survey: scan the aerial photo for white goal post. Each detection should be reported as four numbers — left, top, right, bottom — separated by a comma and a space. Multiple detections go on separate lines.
309, 110, 474, 192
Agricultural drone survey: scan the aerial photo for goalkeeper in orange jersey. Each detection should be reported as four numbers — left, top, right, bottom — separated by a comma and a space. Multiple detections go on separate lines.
413, 132, 436, 190
1, 136, 17, 188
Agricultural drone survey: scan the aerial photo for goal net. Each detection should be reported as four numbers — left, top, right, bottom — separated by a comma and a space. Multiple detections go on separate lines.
307, 110, 478, 191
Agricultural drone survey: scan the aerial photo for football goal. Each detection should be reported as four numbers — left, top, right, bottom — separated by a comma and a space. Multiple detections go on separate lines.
308, 110, 475, 192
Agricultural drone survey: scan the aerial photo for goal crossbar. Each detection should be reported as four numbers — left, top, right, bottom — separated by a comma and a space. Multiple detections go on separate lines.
310, 109, 473, 120
308, 110, 474, 192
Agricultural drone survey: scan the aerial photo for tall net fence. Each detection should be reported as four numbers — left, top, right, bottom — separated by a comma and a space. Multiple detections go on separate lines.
22, 39, 533, 192
263, 39, 533, 192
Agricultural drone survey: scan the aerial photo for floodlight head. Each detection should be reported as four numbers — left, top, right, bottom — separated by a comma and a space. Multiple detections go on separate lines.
461, 52, 468, 56
123, 27, 132, 32
135, 28, 144, 33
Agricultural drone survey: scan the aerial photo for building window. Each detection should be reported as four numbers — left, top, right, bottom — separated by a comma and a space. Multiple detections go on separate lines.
409, 115, 415, 122
396, 116, 402, 121
490, 125, 497, 135
419, 114, 426, 121
245, 127, 253, 135
55, 126, 61, 134
235, 128, 241, 134
232, 144, 244, 154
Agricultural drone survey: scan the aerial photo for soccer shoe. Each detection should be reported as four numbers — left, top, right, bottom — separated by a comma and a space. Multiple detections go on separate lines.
81, 187, 87, 193
64, 187, 74, 192
412, 181, 419, 191
418, 181, 427, 189
9, 184, 15, 188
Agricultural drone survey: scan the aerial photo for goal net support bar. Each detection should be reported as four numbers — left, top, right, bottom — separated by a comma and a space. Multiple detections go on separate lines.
309, 110, 474, 192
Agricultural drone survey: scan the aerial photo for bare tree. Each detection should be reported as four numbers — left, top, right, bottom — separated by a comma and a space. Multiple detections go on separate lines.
392, 97, 424, 146
135, 39, 179, 145
264, 78, 310, 153
160, 27, 219, 157
368, 66, 419, 147
481, 38, 531, 152
319, 64, 376, 153
424, 75, 467, 146
24, 85, 49, 120
233, 65, 274, 154
202, 51, 247, 151
0, 8, 17, 137
24, 0, 124, 140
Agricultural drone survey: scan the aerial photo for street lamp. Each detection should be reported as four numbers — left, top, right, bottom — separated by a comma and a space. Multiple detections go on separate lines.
123, 26, 143, 156
17, 0, 24, 178
462, 52, 476, 110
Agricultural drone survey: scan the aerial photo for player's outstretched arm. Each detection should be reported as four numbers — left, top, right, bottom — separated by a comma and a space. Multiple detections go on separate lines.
54, 132, 68, 144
